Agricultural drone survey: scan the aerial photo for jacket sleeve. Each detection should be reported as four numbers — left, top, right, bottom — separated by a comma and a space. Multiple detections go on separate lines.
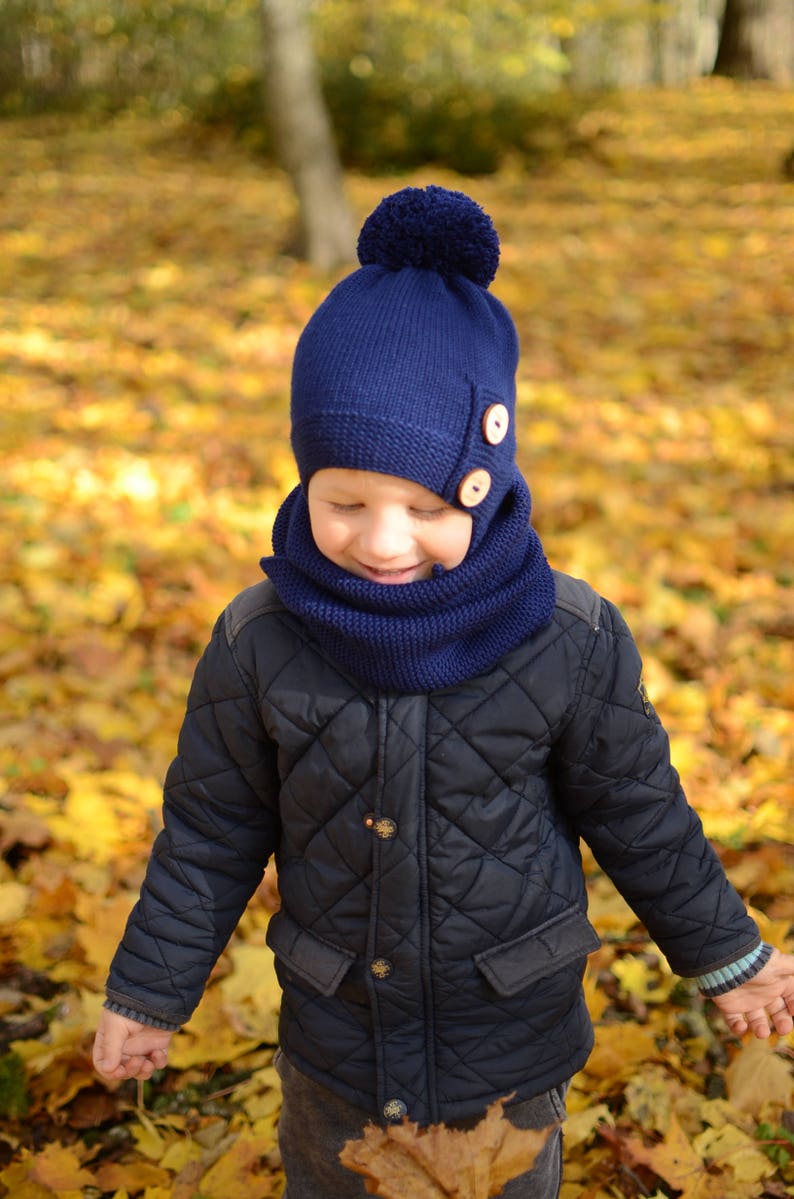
553, 597, 760, 979
105, 610, 281, 1027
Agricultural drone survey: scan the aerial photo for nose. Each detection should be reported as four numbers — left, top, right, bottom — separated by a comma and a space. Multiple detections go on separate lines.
359, 508, 414, 562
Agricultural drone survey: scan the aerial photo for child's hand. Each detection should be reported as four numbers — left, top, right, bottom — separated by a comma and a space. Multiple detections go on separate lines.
711, 948, 794, 1038
93, 1008, 173, 1081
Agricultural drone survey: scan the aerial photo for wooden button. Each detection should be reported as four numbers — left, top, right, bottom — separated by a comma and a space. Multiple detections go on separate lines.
457, 468, 491, 508
482, 403, 509, 445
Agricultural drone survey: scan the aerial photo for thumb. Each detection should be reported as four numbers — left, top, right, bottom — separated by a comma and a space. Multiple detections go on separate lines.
93, 1012, 131, 1076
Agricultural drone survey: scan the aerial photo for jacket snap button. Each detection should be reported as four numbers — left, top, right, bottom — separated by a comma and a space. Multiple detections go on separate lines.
370, 958, 393, 980
383, 1098, 408, 1121
373, 817, 397, 840
363, 813, 376, 829
482, 403, 509, 446
457, 468, 491, 508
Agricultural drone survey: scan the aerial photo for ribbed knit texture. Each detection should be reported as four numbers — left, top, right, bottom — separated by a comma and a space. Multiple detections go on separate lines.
261, 474, 556, 693
103, 1001, 180, 1031
695, 942, 772, 997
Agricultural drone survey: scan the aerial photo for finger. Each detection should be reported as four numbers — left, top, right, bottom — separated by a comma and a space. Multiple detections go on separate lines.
771, 1011, 794, 1036
149, 1047, 169, 1071
125, 1034, 164, 1055
93, 1028, 125, 1076
118, 1054, 158, 1081
768, 1002, 794, 1037
745, 1007, 772, 1039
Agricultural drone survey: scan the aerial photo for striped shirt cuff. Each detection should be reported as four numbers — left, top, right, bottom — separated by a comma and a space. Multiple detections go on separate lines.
696, 942, 773, 997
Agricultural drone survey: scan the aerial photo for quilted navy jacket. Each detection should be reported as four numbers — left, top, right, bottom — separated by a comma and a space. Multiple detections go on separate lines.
106, 571, 760, 1126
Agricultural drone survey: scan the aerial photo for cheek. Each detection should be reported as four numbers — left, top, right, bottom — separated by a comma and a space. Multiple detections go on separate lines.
309, 512, 349, 558
435, 516, 472, 568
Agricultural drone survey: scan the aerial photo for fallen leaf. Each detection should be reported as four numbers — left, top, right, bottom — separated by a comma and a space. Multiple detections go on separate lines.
724, 1039, 794, 1116
693, 1123, 775, 1186
340, 1095, 557, 1198
93, 1159, 172, 1191
197, 1129, 277, 1199
621, 1113, 735, 1198
29, 1141, 94, 1190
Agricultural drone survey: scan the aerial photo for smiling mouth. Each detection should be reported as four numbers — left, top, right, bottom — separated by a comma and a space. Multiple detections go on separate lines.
357, 562, 423, 583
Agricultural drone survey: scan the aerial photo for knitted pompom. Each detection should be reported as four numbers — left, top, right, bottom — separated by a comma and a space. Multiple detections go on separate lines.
357, 185, 500, 287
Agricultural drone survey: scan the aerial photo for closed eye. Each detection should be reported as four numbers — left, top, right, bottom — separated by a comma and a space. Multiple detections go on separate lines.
411, 507, 450, 521
329, 501, 364, 513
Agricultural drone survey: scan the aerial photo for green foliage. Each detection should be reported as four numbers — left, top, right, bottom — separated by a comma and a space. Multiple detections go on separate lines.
327, 75, 517, 175
0, 0, 259, 117
0, 1052, 29, 1118
756, 1121, 794, 1171
195, 65, 588, 174
0, 0, 607, 171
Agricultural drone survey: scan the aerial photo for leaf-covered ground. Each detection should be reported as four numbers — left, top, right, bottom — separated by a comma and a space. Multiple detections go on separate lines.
0, 81, 792, 1198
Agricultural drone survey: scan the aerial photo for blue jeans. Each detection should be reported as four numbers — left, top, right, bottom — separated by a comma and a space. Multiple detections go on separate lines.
276, 1050, 567, 1198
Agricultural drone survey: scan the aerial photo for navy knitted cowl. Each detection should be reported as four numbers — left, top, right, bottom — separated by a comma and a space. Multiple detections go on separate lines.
261, 473, 556, 694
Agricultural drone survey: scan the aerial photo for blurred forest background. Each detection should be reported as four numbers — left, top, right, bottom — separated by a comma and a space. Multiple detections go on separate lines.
1, 1, 793, 1197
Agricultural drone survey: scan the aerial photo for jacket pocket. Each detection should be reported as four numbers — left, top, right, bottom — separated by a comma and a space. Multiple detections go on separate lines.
266, 909, 356, 998
474, 907, 601, 998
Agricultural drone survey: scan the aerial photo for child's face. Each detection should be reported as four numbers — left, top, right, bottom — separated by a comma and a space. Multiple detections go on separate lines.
307, 468, 473, 584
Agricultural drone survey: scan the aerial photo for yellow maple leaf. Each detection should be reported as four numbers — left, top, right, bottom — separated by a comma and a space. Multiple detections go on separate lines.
563, 1103, 614, 1151
74, 891, 139, 983
611, 954, 675, 1004
0, 880, 30, 923
198, 1129, 276, 1199
724, 1039, 794, 1115
29, 1142, 94, 1192
93, 1159, 172, 1192
130, 1112, 167, 1161
621, 1112, 732, 1198
0, 1155, 51, 1199
219, 942, 281, 1043
624, 1067, 673, 1133
584, 1021, 660, 1081
693, 1124, 775, 1186
168, 986, 260, 1070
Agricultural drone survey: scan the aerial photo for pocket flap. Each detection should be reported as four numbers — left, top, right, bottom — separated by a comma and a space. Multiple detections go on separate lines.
266, 910, 356, 997
474, 907, 601, 998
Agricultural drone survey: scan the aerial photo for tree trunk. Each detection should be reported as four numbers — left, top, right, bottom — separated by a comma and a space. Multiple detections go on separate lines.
260, 0, 355, 269
713, 0, 777, 79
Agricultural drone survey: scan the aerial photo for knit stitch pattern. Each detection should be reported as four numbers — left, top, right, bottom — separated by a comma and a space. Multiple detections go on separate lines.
262, 477, 556, 692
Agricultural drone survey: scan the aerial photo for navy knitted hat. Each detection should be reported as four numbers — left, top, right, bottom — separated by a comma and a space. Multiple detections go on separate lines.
290, 186, 521, 548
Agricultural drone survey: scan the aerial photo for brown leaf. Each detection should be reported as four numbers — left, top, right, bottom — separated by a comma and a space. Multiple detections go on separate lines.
339, 1096, 557, 1199
0, 806, 51, 856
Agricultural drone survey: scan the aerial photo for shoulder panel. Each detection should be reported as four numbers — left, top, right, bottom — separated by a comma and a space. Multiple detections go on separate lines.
224, 579, 285, 643
552, 570, 601, 632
